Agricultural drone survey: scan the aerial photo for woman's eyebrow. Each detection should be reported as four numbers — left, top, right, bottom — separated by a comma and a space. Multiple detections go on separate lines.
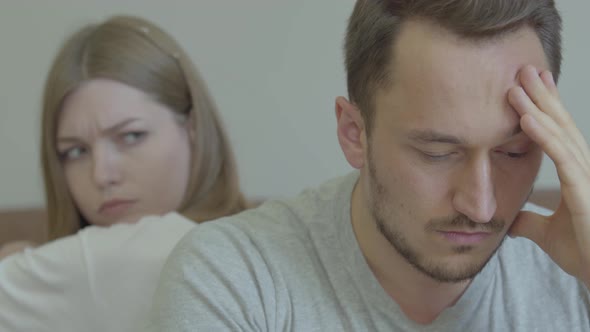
57, 118, 141, 143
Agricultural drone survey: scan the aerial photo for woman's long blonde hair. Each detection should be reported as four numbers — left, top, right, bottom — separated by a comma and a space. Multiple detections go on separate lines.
41, 15, 246, 240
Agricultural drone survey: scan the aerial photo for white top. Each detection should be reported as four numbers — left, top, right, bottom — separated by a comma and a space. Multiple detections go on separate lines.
0, 212, 195, 332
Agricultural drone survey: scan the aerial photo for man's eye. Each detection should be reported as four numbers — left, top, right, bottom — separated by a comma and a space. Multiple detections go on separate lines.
504, 151, 528, 159
495, 149, 529, 159
422, 152, 453, 161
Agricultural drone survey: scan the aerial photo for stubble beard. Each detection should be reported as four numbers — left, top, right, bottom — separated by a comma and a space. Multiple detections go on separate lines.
367, 153, 508, 283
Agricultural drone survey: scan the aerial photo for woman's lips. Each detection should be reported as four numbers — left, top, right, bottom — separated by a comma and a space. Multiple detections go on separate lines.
98, 199, 136, 216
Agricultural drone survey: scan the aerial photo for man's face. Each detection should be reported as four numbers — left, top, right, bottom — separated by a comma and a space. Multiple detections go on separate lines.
363, 21, 548, 282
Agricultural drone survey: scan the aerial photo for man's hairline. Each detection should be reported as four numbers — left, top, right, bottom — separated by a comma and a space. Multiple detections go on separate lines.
363, 19, 543, 139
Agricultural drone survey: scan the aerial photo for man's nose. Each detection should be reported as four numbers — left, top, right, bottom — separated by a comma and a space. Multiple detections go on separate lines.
452, 156, 497, 223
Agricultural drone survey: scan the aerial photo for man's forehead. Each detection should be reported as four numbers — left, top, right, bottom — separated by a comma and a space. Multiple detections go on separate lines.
377, 21, 548, 105
389, 20, 550, 84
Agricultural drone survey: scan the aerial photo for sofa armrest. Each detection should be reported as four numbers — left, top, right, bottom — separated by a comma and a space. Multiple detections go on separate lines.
0, 208, 47, 246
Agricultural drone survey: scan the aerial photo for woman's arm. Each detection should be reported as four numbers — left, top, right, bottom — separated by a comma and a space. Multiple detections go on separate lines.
0, 213, 195, 332
0, 241, 37, 260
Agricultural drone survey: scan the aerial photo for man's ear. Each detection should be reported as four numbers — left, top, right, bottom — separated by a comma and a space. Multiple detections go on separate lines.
335, 96, 366, 169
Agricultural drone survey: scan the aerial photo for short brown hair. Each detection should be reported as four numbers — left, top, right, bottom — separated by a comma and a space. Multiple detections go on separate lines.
345, 0, 562, 132
42, 15, 246, 240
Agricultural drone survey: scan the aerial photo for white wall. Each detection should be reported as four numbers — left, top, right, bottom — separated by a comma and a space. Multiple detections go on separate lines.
0, 1, 587, 208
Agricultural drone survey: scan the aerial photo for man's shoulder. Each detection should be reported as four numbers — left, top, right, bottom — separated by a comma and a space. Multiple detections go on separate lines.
182, 172, 358, 248
178, 199, 313, 254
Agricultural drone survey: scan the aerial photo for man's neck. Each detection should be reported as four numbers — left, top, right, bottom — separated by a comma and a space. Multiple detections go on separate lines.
350, 181, 472, 324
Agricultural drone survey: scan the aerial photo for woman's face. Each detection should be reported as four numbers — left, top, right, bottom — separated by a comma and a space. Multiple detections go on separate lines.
56, 78, 192, 226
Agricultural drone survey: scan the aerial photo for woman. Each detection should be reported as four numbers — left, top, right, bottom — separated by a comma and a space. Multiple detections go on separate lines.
43, 15, 244, 237
0, 15, 246, 331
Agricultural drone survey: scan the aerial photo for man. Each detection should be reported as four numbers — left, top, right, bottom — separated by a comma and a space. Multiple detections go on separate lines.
149, 0, 590, 330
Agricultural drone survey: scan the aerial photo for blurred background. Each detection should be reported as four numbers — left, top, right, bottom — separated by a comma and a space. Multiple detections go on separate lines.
0, 0, 587, 209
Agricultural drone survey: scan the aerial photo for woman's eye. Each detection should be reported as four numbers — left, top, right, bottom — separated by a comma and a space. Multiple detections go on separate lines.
121, 132, 146, 145
60, 146, 87, 162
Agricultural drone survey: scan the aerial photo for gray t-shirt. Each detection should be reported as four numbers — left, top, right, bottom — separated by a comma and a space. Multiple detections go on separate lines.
149, 173, 590, 331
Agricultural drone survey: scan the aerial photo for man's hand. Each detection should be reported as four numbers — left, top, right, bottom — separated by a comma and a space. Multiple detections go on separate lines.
507, 64, 590, 287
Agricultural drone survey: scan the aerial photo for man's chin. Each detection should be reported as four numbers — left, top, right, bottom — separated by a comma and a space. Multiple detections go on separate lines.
420, 239, 505, 283
417, 256, 491, 283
